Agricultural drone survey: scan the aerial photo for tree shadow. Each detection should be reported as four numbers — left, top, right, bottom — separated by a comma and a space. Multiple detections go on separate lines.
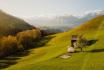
34, 35, 56, 48
83, 39, 104, 53
86, 39, 98, 46
0, 57, 19, 69
87, 48, 104, 53
0, 50, 30, 69
0, 35, 55, 69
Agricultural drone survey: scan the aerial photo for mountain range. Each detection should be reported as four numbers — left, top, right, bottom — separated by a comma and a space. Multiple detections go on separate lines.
25, 10, 104, 32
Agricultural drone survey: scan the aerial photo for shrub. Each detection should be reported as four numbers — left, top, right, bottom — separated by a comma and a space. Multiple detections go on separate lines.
0, 35, 18, 57
16, 29, 41, 49
0, 29, 41, 57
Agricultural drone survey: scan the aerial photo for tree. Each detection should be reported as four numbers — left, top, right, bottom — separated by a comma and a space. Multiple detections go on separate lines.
16, 29, 41, 49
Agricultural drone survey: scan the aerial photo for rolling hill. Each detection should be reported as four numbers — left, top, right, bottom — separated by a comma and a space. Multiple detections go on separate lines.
0, 10, 35, 36
4, 15, 104, 70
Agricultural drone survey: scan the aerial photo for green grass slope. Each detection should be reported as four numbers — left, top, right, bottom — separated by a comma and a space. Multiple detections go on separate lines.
0, 10, 35, 36
4, 15, 104, 70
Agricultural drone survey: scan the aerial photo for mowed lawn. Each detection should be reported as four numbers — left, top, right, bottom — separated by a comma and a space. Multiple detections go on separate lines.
4, 16, 104, 70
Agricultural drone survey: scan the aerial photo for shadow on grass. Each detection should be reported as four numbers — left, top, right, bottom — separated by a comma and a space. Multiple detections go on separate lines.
85, 39, 104, 53
34, 35, 56, 48
87, 48, 104, 53
0, 50, 30, 69
86, 39, 98, 46
0, 35, 55, 69
83, 39, 104, 53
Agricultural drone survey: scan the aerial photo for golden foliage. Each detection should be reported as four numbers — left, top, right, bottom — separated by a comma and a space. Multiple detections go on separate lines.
0, 35, 18, 56
17, 29, 41, 49
0, 29, 41, 57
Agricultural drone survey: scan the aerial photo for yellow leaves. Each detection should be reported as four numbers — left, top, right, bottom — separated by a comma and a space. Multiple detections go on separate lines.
17, 29, 41, 40
17, 29, 41, 49
0, 29, 41, 57
0, 35, 18, 56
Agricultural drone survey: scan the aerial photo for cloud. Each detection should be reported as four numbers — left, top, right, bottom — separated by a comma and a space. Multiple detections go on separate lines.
84, 9, 103, 15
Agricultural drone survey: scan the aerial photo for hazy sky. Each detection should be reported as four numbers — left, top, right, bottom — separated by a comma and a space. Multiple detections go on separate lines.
0, 0, 104, 18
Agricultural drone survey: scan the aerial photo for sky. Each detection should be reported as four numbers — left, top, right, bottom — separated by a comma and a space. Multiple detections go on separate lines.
0, 0, 104, 18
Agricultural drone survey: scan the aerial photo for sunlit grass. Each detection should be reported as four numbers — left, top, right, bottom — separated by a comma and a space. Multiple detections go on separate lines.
4, 16, 104, 70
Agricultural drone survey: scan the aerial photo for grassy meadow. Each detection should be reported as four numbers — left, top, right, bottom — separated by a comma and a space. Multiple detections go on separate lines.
1, 15, 104, 70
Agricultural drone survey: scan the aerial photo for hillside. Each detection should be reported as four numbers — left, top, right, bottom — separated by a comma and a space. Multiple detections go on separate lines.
0, 10, 35, 36
4, 15, 104, 70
